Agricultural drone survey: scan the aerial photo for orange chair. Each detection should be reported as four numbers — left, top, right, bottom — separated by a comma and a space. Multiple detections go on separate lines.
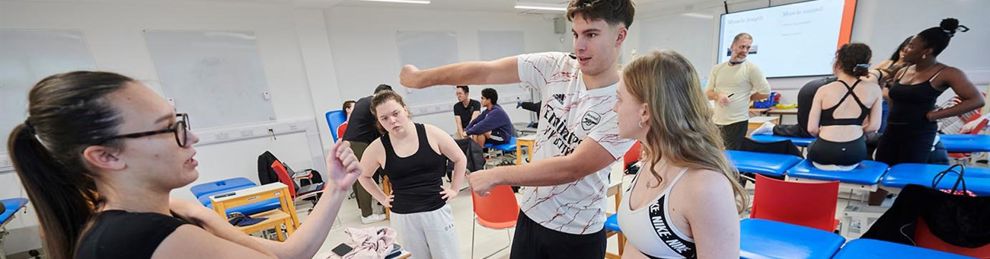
915, 218, 990, 257
271, 160, 324, 205
470, 185, 519, 259
751, 174, 839, 232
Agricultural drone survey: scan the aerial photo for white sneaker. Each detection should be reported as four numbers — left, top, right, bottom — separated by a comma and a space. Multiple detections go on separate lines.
361, 213, 386, 224
750, 121, 775, 136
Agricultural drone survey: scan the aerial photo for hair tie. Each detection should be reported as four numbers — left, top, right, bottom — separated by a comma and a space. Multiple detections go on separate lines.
23, 119, 37, 134
942, 29, 955, 37
855, 63, 870, 69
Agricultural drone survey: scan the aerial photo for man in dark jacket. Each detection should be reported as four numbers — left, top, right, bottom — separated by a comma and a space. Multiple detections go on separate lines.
466, 88, 516, 147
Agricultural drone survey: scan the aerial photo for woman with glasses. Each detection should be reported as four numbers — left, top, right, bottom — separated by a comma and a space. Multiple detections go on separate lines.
7, 71, 362, 259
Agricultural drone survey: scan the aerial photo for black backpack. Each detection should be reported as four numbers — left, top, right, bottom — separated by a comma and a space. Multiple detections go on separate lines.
257, 151, 323, 190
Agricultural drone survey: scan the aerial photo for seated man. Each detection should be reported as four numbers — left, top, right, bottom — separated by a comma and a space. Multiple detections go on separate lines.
752, 76, 835, 138
452, 85, 481, 139
466, 88, 516, 147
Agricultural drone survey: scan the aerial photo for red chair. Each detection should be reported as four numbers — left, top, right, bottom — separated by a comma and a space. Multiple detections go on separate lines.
915, 218, 990, 257
623, 141, 642, 170
470, 185, 519, 259
336, 121, 348, 143
751, 174, 839, 232
271, 160, 324, 205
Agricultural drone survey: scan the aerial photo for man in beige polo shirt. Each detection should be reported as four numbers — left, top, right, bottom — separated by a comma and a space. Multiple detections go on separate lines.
706, 32, 771, 150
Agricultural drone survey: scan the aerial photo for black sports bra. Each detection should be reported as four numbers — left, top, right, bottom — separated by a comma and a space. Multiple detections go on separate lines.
819, 79, 870, 126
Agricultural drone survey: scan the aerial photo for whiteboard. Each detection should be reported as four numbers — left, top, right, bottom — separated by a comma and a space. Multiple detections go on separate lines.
0, 30, 97, 160
717, 0, 847, 78
144, 30, 276, 129
478, 31, 530, 103
395, 31, 459, 107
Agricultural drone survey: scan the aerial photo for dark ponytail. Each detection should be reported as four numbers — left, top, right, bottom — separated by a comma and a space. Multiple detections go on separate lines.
917, 18, 968, 56
836, 43, 872, 77
6, 71, 131, 259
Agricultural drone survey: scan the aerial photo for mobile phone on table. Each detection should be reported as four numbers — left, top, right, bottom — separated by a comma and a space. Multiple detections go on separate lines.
331, 243, 354, 257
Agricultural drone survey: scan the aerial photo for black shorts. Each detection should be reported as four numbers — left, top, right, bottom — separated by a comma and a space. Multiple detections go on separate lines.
509, 211, 606, 259
808, 135, 867, 166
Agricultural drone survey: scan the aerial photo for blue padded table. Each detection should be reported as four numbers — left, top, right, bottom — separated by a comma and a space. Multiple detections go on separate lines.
604, 214, 620, 232
940, 134, 990, 153
190, 177, 280, 216
1, 198, 29, 259
740, 218, 846, 259
1, 198, 28, 226
785, 160, 889, 191
484, 136, 518, 153
882, 163, 990, 196
725, 150, 803, 177
833, 238, 974, 259
749, 134, 815, 147
191, 177, 256, 200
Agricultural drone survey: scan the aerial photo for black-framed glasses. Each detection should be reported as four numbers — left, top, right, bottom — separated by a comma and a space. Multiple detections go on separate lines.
98, 113, 191, 147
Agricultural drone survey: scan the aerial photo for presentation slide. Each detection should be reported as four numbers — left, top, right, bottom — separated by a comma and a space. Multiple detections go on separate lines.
718, 0, 853, 78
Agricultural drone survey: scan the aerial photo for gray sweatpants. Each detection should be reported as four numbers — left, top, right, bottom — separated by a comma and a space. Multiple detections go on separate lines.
390, 205, 459, 259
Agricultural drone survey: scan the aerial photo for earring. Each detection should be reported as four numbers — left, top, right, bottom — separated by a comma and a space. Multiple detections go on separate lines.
638, 121, 645, 128
923, 54, 927, 60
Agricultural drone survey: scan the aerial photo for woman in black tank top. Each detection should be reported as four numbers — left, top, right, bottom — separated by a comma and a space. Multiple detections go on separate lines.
7, 72, 363, 259
356, 90, 467, 259
876, 18, 983, 165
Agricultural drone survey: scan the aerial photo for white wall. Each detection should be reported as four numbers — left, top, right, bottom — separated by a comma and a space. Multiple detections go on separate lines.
325, 6, 568, 131
0, 1, 570, 254
0, 0, 336, 254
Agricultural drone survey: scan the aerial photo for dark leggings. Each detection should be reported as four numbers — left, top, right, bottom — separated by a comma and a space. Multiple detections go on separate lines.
808, 135, 867, 166
875, 125, 938, 165
772, 124, 814, 138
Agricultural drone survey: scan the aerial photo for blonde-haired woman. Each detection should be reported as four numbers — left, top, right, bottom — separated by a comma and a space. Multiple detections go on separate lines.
614, 50, 748, 258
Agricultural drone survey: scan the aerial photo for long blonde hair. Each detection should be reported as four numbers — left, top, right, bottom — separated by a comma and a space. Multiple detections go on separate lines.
623, 50, 749, 213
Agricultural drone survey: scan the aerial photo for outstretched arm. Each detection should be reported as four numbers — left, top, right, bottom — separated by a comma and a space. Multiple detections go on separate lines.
400, 56, 520, 88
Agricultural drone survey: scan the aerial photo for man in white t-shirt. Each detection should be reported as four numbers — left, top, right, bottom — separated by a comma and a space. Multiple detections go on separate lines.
399, 1, 635, 258
705, 32, 771, 150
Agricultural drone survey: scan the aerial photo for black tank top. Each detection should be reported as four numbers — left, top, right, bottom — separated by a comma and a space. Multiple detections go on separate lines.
820, 79, 870, 126
381, 123, 447, 214
76, 210, 188, 259
887, 66, 948, 130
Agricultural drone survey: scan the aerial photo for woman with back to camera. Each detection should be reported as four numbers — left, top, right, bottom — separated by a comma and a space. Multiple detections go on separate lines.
8, 71, 362, 259
805, 43, 884, 170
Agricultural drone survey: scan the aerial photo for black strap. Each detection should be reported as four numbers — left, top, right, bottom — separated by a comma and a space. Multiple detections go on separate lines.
646, 198, 697, 258
826, 79, 869, 112
933, 164, 968, 194
927, 65, 949, 82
